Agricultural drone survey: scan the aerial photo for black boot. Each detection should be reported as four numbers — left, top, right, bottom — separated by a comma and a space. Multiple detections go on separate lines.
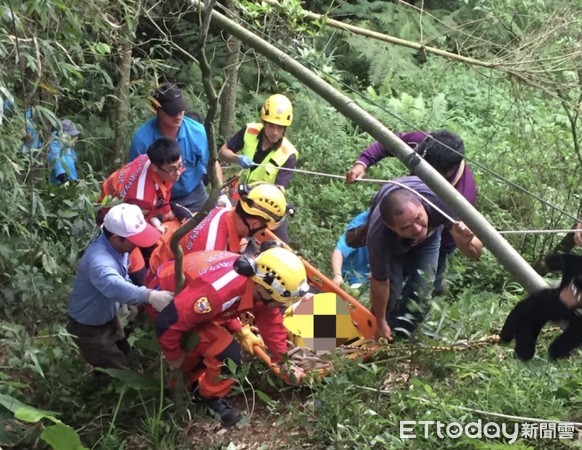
193, 392, 242, 427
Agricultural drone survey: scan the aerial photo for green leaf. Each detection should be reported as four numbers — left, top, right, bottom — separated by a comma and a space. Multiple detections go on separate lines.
181, 330, 200, 352
256, 390, 273, 404
57, 209, 79, 219
40, 423, 88, 450
0, 393, 57, 422
15, 406, 59, 424
93, 43, 111, 55
97, 368, 160, 392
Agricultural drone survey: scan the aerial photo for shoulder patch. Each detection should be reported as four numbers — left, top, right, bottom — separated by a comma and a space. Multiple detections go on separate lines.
193, 297, 212, 314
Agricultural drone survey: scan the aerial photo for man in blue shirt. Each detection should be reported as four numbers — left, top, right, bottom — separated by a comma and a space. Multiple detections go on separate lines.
331, 211, 370, 288
67, 203, 175, 370
48, 119, 80, 185
129, 83, 224, 212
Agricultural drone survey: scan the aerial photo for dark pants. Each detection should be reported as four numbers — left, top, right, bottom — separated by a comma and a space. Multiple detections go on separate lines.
387, 232, 441, 336
67, 316, 130, 370
273, 218, 289, 243
172, 183, 209, 213
433, 247, 456, 295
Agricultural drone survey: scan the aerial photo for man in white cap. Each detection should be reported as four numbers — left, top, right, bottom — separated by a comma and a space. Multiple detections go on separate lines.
67, 203, 175, 370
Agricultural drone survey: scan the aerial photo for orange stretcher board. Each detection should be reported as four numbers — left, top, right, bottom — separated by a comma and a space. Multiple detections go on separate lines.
283, 292, 363, 351
254, 229, 377, 345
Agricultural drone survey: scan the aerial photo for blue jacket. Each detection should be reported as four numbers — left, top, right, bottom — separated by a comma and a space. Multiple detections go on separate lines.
48, 131, 78, 184
19, 109, 42, 154
67, 233, 150, 325
129, 116, 209, 198
335, 211, 370, 286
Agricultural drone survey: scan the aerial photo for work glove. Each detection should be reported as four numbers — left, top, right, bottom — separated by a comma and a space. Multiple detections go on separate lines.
500, 254, 582, 360
171, 203, 193, 222
500, 289, 571, 360
216, 193, 231, 208
234, 324, 265, 355
147, 290, 174, 312
238, 155, 254, 169
149, 216, 166, 234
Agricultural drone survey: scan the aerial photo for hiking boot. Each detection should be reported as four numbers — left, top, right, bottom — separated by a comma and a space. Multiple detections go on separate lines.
193, 393, 242, 427
433, 282, 449, 297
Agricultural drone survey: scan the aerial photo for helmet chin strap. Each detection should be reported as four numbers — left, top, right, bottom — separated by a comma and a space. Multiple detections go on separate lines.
255, 284, 276, 305
241, 212, 267, 236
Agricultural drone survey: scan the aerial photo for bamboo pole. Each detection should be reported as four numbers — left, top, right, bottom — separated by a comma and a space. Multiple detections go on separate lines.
255, 0, 571, 97
260, 0, 495, 69
191, 0, 547, 293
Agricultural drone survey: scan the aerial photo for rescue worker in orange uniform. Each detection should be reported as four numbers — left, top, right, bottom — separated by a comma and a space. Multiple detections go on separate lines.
153, 246, 310, 426
146, 182, 288, 281
219, 94, 297, 242
98, 137, 184, 284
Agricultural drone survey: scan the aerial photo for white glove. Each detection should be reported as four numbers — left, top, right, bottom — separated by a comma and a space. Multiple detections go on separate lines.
216, 193, 231, 208
149, 217, 166, 234
147, 290, 174, 312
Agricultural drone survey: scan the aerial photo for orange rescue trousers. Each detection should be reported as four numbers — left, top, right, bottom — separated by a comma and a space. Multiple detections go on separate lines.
179, 322, 242, 398
146, 306, 242, 398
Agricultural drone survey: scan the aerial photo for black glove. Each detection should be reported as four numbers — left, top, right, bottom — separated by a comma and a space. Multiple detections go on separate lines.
499, 288, 571, 360
546, 253, 582, 291
500, 253, 582, 360
171, 203, 193, 222
548, 311, 582, 359
57, 173, 69, 184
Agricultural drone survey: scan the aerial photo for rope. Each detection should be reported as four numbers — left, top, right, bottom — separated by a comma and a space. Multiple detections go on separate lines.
283, 328, 565, 381
214, 3, 581, 224
233, 162, 581, 236
352, 387, 582, 426
498, 229, 580, 235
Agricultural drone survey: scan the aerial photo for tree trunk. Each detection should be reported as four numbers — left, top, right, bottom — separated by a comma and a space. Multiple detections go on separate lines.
192, 0, 548, 294
168, 0, 222, 419
111, 1, 143, 166
218, 0, 240, 141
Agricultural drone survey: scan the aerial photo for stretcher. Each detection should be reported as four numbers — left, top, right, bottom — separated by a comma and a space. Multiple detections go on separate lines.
252, 229, 378, 380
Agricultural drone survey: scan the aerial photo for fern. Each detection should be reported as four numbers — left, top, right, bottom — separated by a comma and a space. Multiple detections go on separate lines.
363, 90, 450, 131
343, 35, 417, 87
426, 92, 449, 128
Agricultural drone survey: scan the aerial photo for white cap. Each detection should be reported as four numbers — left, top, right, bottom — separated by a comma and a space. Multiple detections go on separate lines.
103, 203, 161, 247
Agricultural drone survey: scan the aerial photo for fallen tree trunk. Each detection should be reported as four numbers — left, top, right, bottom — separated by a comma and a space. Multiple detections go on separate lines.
191, 0, 547, 293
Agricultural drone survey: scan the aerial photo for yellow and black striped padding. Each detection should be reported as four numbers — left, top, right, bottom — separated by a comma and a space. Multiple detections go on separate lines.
283, 292, 362, 351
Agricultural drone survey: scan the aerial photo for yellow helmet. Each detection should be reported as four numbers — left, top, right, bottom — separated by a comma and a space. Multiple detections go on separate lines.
260, 94, 293, 127
239, 182, 287, 230
252, 247, 309, 305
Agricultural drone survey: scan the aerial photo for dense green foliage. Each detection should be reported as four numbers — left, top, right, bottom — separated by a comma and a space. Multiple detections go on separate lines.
0, 0, 580, 448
